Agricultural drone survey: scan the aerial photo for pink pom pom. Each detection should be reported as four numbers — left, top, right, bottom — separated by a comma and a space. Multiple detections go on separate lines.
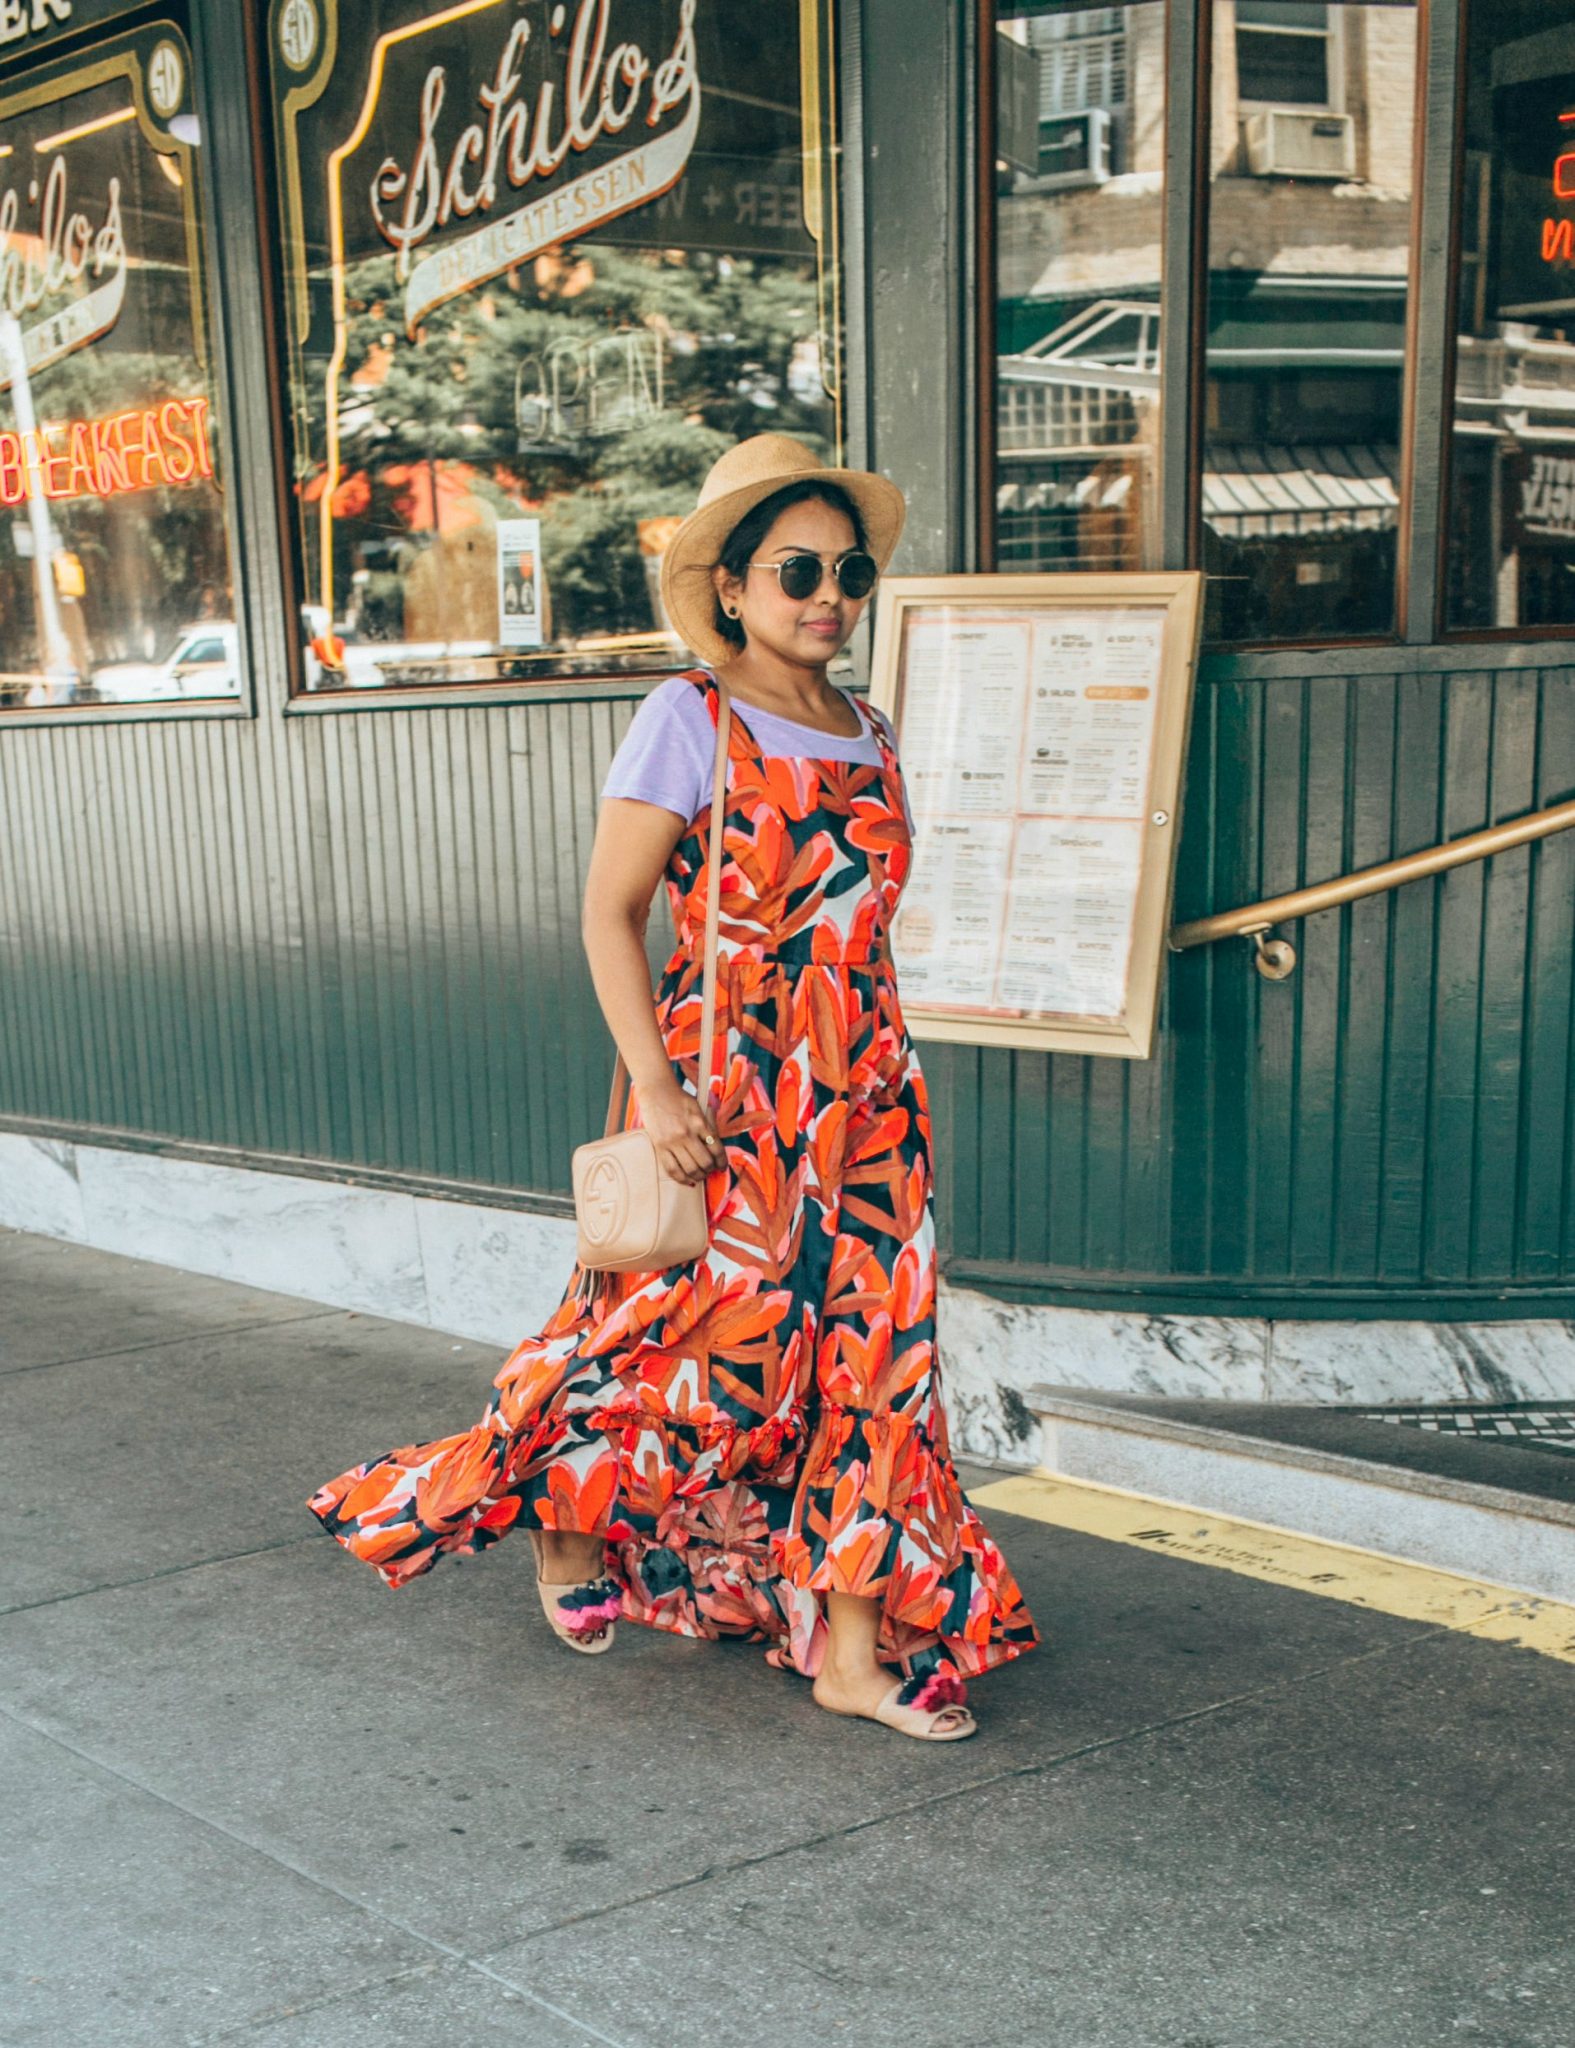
560, 1589, 621, 1634
899, 1670, 967, 1712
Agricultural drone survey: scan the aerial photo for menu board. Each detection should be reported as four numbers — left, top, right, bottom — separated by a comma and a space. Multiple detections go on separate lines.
869, 574, 1202, 1059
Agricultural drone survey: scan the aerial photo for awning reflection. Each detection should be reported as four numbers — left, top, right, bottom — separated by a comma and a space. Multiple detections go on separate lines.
1202, 443, 1399, 538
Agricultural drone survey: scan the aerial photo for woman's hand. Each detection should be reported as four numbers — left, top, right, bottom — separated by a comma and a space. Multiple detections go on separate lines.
639, 1078, 724, 1186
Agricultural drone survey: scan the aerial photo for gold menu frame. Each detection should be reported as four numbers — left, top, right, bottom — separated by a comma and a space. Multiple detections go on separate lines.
868, 571, 1204, 1060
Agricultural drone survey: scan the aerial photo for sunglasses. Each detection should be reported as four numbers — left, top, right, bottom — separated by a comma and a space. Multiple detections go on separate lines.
746, 549, 879, 602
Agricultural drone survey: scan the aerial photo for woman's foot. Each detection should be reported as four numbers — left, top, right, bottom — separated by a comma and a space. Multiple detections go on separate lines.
534, 1529, 606, 1584
812, 1662, 976, 1740
813, 1588, 976, 1738
527, 1529, 619, 1654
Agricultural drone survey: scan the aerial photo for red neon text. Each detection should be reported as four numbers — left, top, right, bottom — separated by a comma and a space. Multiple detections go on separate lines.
0, 397, 213, 507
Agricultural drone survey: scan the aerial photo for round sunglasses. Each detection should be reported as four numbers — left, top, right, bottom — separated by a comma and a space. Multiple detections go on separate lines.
745, 549, 879, 602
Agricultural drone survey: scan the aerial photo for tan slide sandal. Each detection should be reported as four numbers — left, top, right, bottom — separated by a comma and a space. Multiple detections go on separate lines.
528, 1530, 620, 1655
821, 1670, 978, 1741
871, 1677, 977, 1741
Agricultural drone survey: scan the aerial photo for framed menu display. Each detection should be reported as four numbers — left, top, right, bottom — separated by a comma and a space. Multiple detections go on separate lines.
869, 572, 1203, 1059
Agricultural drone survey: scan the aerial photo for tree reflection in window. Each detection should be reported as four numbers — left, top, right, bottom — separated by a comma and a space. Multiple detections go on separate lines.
271, 0, 843, 688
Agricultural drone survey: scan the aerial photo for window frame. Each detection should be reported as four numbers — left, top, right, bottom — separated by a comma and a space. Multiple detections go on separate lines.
253, 0, 854, 712
0, 7, 257, 729
1430, 0, 1575, 645
978, 0, 1444, 654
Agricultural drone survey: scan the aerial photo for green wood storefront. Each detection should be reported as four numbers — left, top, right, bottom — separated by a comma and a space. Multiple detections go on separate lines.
2, 0, 1573, 1330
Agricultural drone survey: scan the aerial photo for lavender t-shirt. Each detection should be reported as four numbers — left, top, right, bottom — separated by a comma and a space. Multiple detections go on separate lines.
603, 674, 913, 832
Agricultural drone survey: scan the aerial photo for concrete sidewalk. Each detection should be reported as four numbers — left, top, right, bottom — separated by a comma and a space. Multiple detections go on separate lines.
2, 1224, 1572, 2048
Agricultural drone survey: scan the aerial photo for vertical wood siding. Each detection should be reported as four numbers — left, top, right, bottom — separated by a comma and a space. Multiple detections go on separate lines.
928, 662, 1575, 1307
0, 695, 641, 1196
2, 664, 1573, 1308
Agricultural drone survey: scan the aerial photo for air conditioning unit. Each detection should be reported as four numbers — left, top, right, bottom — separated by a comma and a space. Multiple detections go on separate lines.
1243, 109, 1355, 180
1031, 107, 1112, 191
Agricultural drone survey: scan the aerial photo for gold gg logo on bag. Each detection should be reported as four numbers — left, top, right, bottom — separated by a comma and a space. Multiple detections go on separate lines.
580, 1153, 629, 1245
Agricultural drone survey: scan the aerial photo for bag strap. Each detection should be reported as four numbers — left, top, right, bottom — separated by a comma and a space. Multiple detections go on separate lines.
602, 677, 732, 1138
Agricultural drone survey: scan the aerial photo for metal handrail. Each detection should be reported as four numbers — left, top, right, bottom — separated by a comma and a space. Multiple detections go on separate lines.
1169, 797, 1575, 975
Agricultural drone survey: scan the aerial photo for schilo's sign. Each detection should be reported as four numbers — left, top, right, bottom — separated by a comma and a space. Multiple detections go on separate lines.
365, 0, 701, 334
0, 155, 127, 392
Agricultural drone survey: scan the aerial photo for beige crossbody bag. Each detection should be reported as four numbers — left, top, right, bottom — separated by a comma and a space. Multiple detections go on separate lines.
571, 681, 732, 1274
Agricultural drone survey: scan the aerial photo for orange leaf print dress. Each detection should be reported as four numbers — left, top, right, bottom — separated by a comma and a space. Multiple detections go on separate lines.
309, 673, 1041, 1700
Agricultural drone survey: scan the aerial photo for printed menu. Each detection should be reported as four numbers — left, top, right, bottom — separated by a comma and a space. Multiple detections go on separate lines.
890, 604, 1167, 1022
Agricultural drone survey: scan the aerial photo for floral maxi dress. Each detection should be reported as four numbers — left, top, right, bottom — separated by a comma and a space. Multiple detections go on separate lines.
309, 672, 1041, 1700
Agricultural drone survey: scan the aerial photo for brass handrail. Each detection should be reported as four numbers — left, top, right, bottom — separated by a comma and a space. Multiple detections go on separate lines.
1169, 797, 1575, 966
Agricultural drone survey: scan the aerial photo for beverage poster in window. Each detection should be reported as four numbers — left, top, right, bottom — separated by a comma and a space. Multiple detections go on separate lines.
497, 517, 544, 647
869, 573, 1203, 1059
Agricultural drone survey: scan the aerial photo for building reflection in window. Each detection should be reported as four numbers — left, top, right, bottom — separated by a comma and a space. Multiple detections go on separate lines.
991, 3, 1166, 574
1446, 2, 1575, 632
269, 0, 843, 691
1204, 0, 1417, 643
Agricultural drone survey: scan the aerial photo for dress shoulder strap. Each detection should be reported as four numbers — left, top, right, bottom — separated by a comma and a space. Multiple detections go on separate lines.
856, 695, 899, 762
678, 667, 720, 722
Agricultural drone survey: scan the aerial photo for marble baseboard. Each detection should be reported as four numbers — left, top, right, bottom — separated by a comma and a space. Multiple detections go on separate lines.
4, 1132, 1574, 1466
411, 1195, 578, 1352
934, 1285, 1267, 1464
1268, 1319, 1575, 1407
0, 1134, 86, 1242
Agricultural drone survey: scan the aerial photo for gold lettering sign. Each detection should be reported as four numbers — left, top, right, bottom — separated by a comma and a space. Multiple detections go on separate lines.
364, 0, 701, 333
0, 156, 127, 391
0, 0, 73, 49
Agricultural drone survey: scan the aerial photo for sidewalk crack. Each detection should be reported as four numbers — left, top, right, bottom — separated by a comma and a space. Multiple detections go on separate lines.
0, 1701, 635, 2048
0, 1308, 346, 1381
0, 1535, 320, 1619
485, 1621, 1480, 1948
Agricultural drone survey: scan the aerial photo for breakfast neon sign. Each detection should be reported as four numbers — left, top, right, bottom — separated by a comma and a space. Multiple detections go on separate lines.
0, 395, 212, 504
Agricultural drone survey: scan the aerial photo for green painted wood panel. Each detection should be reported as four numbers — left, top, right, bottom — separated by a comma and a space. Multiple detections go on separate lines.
929, 660, 1575, 1313
2, 659, 1573, 1313
0, 694, 646, 1198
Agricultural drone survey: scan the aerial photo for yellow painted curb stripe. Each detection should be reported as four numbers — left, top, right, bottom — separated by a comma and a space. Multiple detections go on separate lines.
972, 1470, 1575, 1668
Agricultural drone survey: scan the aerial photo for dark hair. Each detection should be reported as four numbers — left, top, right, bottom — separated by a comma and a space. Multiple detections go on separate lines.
713, 480, 870, 652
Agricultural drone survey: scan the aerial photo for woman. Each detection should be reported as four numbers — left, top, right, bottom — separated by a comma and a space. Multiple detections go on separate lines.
309, 434, 1040, 1741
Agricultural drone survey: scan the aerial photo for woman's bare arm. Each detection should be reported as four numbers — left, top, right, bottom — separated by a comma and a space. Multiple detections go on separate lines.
581, 797, 722, 1187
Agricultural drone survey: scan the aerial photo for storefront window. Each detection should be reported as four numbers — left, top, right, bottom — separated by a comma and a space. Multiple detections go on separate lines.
990, 3, 1165, 574
1203, 0, 1417, 643
0, 17, 236, 711
1445, 1, 1575, 632
267, 0, 843, 690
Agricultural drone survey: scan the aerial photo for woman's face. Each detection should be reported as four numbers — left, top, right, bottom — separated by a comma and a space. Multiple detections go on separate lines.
713, 497, 869, 669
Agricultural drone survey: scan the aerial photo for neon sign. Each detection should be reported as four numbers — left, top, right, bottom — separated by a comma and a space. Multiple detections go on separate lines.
0, 395, 212, 504
1540, 110, 1575, 263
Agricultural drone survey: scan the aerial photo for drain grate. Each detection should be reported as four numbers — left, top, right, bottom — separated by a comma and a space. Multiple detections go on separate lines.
1357, 1402, 1575, 1457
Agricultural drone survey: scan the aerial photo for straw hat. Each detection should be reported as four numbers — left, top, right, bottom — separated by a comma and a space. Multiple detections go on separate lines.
659, 433, 907, 667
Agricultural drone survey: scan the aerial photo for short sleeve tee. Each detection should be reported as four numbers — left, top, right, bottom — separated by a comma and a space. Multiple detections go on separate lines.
602, 674, 913, 833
